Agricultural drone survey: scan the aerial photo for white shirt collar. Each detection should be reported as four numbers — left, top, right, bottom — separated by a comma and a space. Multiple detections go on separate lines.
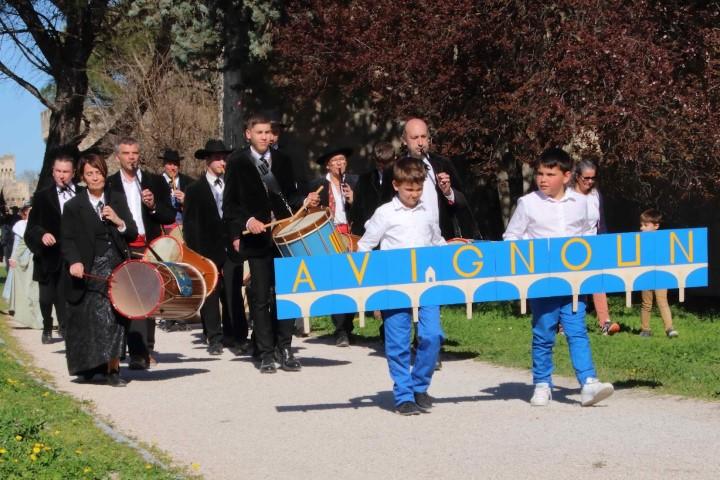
250, 146, 270, 161
537, 188, 576, 203
391, 195, 425, 212
205, 170, 223, 185
120, 168, 142, 184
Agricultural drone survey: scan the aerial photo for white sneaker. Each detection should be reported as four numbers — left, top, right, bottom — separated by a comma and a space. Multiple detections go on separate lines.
530, 383, 552, 406
580, 377, 614, 406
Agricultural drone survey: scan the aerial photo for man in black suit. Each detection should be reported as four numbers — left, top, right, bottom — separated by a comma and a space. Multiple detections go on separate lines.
184, 139, 251, 355
107, 137, 175, 370
349, 142, 396, 236
223, 113, 320, 374
159, 149, 194, 228
381, 118, 479, 239
25, 146, 83, 344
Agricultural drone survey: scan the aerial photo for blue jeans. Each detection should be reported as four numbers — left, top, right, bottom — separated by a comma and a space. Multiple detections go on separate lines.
529, 296, 596, 387
383, 306, 444, 406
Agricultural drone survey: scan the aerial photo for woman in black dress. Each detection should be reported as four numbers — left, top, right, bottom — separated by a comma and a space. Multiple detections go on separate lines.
61, 153, 137, 386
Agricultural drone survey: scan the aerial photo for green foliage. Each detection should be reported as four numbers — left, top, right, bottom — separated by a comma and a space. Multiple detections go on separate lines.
315, 298, 720, 400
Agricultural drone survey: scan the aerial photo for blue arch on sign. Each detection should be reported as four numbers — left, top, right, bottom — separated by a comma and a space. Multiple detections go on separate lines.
366, 289, 412, 311
600, 274, 626, 294
421, 285, 464, 307
655, 270, 679, 289
579, 274, 605, 294
686, 266, 708, 288
310, 294, 358, 317
494, 281, 520, 301
528, 277, 572, 298
632, 271, 656, 291
277, 300, 301, 319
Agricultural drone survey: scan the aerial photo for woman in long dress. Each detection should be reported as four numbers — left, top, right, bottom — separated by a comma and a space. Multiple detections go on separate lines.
5, 205, 44, 329
61, 153, 137, 386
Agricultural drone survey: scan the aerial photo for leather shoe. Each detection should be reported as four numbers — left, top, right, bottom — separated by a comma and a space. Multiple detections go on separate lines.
335, 332, 350, 347
259, 356, 277, 374
233, 340, 253, 355
41, 332, 52, 344
414, 392, 434, 412
128, 357, 149, 370
208, 343, 223, 355
279, 348, 301, 372
107, 371, 127, 387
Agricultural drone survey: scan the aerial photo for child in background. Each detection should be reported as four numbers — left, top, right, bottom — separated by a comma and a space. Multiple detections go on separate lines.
639, 209, 679, 338
504, 147, 614, 407
357, 157, 446, 415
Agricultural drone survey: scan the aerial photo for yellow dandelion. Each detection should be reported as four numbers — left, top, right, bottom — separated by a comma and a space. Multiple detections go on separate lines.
42, 392, 50, 397
53, 430, 60, 435
32, 446, 41, 454
43, 446, 51, 451
83, 467, 92, 473
6, 378, 17, 385
191, 462, 201, 471
0, 448, 6, 454
15, 435, 22, 441
75, 448, 83, 455
145, 464, 153, 469
30, 454, 37, 461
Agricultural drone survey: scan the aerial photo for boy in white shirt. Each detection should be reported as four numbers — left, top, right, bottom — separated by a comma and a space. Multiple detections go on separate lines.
504, 148, 614, 407
358, 157, 446, 415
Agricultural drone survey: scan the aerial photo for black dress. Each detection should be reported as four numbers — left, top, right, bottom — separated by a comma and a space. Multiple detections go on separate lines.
64, 207, 127, 376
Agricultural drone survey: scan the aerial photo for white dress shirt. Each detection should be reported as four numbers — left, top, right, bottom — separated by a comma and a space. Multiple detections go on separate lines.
503, 189, 592, 240
56, 183, 76, 214
326, 173, 348, 225
250, 146, 271, 167
419, 157, 440, 223
585, 188, 601, 235
120, 169, 145, 235
205, 171, 224, 217
357, 196, 446, 252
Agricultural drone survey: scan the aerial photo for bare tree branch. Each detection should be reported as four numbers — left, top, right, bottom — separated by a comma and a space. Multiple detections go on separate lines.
0, 58, 55, 110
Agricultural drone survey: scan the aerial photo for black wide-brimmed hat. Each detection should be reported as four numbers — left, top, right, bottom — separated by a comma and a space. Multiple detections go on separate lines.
158, 149, 183, 164
316, 145, 354, 165
194, 139, 233, 160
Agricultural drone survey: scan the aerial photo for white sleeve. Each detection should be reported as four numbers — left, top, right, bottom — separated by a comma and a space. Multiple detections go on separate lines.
431, 222, 446, 246
503, 198, 528, 241
357, 210, 386, 252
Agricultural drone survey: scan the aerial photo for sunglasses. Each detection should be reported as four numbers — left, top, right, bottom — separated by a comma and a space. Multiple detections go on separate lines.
580, 175, 597, 181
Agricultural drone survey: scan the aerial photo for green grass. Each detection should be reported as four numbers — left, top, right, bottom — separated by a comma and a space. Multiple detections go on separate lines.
0, 269, 189, 479
313, 297, 720, 400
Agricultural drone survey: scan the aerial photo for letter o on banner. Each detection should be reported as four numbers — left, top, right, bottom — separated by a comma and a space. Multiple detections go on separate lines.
561, 238, 592, 271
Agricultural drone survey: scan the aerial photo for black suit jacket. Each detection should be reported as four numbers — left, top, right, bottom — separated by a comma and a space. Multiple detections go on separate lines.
107, 170, 175, 242
163, 172, 194, 218
223, 147, 303, 259
25, 184, 86, 282
313, 174, 358, 223
349, 168, 385, 236
381, 153, 479, 239
61, 188, 138, 303
184, 175, 227, 267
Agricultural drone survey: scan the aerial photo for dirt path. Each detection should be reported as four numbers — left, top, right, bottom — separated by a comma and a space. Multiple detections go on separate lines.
9, 322, 720, 479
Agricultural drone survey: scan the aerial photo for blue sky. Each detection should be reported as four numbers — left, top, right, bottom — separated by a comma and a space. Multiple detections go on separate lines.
0, 82, 46, 173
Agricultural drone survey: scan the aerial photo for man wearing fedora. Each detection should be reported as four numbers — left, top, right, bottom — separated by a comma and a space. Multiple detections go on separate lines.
184, 139, 250, 355
313, 144, 359, 347
224, 112, 320, 373
159, 149, 194, 228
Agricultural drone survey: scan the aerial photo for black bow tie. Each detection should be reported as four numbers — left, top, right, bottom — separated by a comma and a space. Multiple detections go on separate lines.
214, 177, 223, 187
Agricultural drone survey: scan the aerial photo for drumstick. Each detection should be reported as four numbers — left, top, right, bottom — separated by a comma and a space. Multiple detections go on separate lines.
83, 272, 111, 282
242, 185, 324, 235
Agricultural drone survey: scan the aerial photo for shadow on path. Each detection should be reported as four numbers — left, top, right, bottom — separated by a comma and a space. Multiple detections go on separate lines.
478, 382, 580, 405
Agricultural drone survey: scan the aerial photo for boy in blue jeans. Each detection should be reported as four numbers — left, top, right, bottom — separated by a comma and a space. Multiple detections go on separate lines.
357, 157, 446, 415
503, 147, 614, 407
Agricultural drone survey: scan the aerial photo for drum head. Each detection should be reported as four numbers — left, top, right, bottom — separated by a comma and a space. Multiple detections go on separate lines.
447, 237, 470, 245
276, 211, 328, 237
109, 261, 163, 319
144, 235, 182, 262
169, 224, 184, 243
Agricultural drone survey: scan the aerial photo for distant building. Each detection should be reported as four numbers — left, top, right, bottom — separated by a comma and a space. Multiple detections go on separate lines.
0, 154, 32, 208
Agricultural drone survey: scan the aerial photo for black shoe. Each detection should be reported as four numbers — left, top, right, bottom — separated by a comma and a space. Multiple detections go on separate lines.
279, 348, 302, 372
41, 332, 52, 344
414, 392, 434, 412
259, 356, 277, 374
395, 401, 422, 416
107, 371, 127, 387
208, 343, 224, 355
335, 332, 350, 347
233, 340, 253, 355
128, 357, 149, 370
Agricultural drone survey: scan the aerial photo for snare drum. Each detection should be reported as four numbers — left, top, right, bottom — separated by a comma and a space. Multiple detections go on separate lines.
108, 260, 207, 320
273, 209, 348, 257
143, 235, 218, 295
447, 237, 471, 245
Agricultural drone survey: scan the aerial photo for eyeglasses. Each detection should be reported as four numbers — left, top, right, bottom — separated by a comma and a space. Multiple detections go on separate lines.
580, 175, 596, 182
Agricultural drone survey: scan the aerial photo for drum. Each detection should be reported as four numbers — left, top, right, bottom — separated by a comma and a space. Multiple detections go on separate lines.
143, 235, 219, 295
108, 260, 207, 320
273, 209, 348, 257
168, 224, 184, 243
339, 232, 361, 253
447, 237, 471, 245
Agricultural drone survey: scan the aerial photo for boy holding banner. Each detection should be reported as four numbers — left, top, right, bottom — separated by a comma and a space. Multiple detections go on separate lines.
503, 148, 614, 407
357, 157, 446, 416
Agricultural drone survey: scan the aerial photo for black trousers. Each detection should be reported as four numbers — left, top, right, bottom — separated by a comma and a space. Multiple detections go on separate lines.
200, 276, 227, 346
248, 255, 293, 359
126, 246, 156, 359
39, 269, 67, 333
332, 313, 355, 335
222, 259, 249, 343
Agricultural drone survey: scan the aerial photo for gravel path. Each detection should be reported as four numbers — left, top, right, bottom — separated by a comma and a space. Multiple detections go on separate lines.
9, 321, 720, 480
